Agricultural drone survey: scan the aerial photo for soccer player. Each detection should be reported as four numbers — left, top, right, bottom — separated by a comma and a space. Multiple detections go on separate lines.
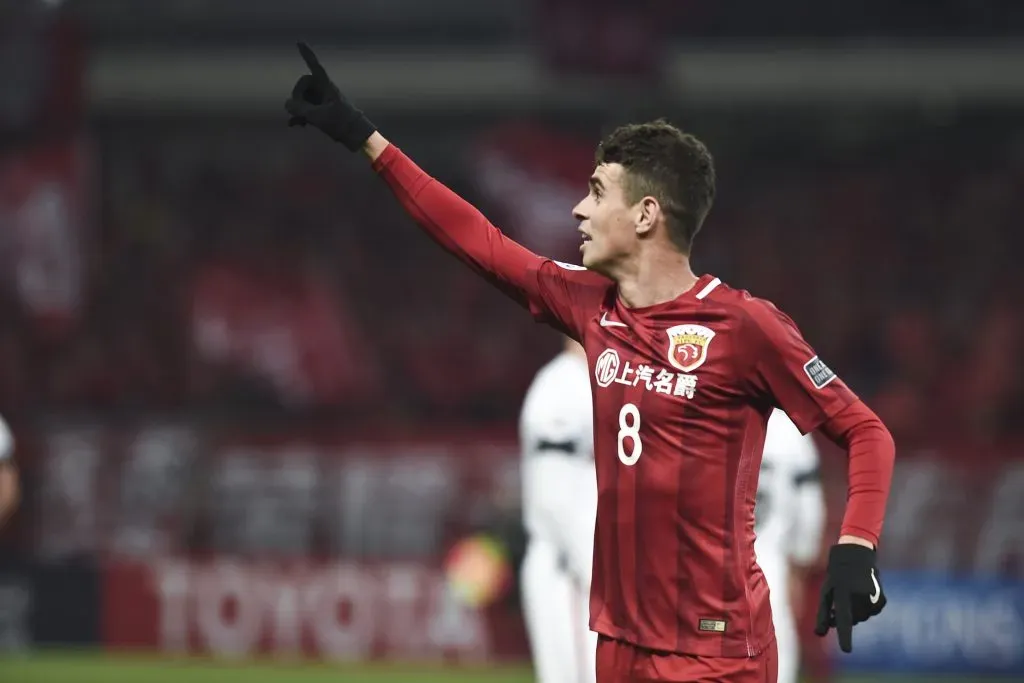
0, 415, 20, 527
754, 409, 826, 683
520, 337, 598, 683
285, 44, 894, 682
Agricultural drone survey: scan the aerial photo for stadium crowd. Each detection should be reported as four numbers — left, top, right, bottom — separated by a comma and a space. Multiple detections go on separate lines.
0, 116, 1020, 449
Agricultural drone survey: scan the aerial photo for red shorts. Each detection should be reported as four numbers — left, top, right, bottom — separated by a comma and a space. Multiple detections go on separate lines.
596, 635, 778, 683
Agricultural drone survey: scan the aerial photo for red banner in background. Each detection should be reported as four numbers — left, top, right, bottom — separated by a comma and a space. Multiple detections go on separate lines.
190, 262, 382, 408
103, 558, 529, 662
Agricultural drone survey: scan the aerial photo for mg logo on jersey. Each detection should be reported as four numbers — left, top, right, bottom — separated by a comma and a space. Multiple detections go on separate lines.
666, 324, 716, 373
594, 349, 621, 387
593, 347, 700, 398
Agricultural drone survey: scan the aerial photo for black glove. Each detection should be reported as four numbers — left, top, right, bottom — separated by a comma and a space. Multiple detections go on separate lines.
284, 42, 376, 152
815, 544, 886, 653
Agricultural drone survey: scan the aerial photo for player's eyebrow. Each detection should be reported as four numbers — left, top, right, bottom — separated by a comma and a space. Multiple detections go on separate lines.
589, 175, 604, 193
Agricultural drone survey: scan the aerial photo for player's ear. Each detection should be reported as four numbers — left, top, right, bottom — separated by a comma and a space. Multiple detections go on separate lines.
635, 196, 659, 237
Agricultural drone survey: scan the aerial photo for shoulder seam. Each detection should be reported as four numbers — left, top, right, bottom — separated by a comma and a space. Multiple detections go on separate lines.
708, 295, 774, 398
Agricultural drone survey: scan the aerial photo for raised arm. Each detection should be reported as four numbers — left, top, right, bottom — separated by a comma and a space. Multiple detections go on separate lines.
368, 133, 602, 324
284, 44, 609, 339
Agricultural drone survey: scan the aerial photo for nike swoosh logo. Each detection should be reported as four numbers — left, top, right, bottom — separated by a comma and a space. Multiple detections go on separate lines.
600, 312, 628, 328
869, 568, 881, 604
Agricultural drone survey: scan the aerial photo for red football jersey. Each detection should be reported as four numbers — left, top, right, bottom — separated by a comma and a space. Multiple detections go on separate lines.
528, 267, 858, 657
373, 145, 861, 658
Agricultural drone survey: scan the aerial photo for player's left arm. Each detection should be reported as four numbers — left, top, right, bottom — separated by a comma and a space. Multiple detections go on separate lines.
744, 302, 894, 652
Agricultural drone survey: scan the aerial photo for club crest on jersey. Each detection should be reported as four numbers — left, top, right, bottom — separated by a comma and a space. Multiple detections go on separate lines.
666, 324, 715, 373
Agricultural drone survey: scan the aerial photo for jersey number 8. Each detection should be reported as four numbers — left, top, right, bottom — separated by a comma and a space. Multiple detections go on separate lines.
617, 403, 642, 466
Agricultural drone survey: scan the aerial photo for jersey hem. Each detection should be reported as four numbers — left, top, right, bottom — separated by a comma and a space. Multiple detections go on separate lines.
591, 617, 776, 659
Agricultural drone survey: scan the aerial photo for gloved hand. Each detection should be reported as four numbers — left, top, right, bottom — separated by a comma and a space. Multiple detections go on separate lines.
815, 543, 886, 653
284, 42, 376, 152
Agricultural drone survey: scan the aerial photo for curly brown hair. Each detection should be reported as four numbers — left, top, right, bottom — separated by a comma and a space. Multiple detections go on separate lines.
595, 119, 716, 254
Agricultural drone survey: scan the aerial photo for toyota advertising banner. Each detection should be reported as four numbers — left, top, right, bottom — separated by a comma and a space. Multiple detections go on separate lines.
102, 558, 527, 662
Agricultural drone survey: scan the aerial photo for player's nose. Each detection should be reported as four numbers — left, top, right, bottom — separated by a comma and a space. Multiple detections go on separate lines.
572, 199, 588, 221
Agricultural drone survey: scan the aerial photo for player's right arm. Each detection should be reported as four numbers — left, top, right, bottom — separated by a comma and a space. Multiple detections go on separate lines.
284, 44, 609, 340
367, 133, 608, 337
0, 416, 20, 526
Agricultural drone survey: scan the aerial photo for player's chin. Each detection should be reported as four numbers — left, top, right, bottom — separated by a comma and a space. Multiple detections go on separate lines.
582, 249, 613, 276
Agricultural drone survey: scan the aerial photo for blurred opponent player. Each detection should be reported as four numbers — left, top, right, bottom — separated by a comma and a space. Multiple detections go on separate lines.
285, 44, 895, 682
0, 415, 20, 526
755, 410, 826, 683
520, 337, 598, 683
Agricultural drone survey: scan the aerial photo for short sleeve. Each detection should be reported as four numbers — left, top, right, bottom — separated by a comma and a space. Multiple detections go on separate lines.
525, 260, 610, 341
745, 302, 858, 435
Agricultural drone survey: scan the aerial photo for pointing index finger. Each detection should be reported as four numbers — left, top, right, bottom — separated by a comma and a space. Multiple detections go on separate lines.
297, 42, 328, 81
833, 589, 854, 653
814, 581, 833, 636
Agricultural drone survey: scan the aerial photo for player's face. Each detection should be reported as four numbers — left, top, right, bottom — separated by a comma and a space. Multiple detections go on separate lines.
572, 164, 638, 276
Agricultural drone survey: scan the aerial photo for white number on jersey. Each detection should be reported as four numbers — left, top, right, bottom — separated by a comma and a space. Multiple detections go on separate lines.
617, 403, 642, 466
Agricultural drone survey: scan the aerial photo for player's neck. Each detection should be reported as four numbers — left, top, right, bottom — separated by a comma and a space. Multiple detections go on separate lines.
615, 250, 698, 309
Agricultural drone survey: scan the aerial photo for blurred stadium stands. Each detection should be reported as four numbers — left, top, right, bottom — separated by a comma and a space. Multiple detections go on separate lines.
1, 1, 1023, 681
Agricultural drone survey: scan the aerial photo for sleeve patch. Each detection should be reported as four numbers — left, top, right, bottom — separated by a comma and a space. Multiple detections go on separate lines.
803, 356, 837, 389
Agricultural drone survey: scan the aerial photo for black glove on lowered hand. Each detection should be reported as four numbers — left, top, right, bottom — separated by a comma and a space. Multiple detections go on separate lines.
284, 42, 376, 152
815, 544, 886, 653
